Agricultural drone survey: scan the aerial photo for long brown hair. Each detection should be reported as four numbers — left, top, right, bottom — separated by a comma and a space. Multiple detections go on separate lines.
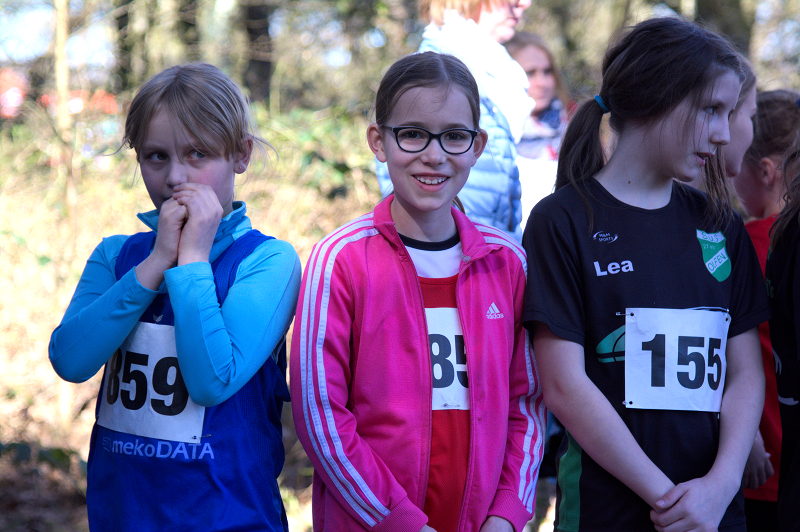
556, 17, 744, 230
745, 90, 800, 169
770, 119, 800, 248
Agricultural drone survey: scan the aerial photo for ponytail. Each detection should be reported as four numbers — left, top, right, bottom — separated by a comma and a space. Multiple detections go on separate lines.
555, 98, 607, 190
553, 17, 743, 231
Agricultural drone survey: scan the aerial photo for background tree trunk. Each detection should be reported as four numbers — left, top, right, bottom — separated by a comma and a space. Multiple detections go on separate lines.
177, 0, 201, 61
113, 0, 134, 92
240, 0, 276, 104
696, 0, 753, 53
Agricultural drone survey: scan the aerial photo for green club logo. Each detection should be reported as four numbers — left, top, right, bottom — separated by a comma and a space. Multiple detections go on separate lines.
696, 230, 730, 282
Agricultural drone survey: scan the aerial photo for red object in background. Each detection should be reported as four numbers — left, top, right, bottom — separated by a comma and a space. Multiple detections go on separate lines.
39, 88, 119, 115
0, 68, 29, 119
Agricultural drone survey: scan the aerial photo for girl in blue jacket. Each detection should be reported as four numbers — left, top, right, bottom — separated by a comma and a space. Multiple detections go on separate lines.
49, 63, 300, 532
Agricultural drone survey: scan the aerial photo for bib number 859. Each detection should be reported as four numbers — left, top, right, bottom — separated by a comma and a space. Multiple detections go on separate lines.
105, 349, 190, 416
642, 334, 722, 390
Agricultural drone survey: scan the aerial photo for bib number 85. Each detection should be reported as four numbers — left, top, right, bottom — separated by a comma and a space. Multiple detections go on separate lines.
105, 349, 190, 416
643, 334, 723, 390
430, 334, 468, 389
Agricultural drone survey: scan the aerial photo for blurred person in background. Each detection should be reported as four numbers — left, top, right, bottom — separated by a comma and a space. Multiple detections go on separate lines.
728, 89, 800, 532
505, 31, 572, 232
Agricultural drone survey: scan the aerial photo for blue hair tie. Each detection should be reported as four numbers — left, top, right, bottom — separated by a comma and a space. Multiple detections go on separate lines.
594, 94, 610, 114
796, 97, 800, 108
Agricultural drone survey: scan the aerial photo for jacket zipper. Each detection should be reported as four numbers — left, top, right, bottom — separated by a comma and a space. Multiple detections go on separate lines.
455, 255, 476, 532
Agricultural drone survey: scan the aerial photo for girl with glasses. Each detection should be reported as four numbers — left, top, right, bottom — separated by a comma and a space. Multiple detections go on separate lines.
376, 0, 534, 240
291, 51, 544, 532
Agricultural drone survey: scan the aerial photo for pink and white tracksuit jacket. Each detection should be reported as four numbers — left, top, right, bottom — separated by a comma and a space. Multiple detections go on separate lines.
290, 196, 545, 531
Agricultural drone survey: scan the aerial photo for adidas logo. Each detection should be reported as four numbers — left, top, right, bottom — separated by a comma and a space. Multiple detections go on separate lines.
486, 302, 504, 320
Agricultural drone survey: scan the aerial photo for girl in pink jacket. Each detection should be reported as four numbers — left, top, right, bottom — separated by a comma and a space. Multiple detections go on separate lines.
290, 51, 545, 532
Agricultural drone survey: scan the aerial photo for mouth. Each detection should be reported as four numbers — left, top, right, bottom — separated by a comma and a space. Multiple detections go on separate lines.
414, 175, 448, 185
695, 152, 714, 166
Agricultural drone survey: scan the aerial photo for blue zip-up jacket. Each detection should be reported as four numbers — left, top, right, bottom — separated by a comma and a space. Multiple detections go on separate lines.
49, 202, 300, 531
49, 202, 300, 401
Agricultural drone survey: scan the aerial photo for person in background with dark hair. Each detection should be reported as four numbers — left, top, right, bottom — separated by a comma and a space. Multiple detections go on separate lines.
376, 0, 534, 240
728, 89, 800, 532
524, 17, 767, 531
764, 97, 800, 532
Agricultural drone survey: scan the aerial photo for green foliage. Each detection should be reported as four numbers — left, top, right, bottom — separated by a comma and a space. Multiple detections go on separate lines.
0, 441, 84, 474
255, 104, 375, 198
1, 230, 53, 265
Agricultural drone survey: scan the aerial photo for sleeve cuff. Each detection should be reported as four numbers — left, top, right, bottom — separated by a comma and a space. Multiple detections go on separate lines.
163, 261, 213, 286
372, 497, 428, 532
488, 488, 534, 532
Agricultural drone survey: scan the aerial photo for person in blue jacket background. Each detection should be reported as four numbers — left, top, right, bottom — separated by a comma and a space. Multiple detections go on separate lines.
376, 0, 533, 240
48, 63, 300, 532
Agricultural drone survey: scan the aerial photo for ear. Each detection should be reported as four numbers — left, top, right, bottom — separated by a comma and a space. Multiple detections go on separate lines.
759, 156, 779, 188
367, 123, 388, 162
233, 137, 254, 174
471, 128, 488, 161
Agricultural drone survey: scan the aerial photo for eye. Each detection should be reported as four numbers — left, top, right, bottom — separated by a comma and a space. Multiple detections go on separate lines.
703, 105, 719, 115
397, 128, 426, 140
143, 151, 167, 162
443, 129, 471, 142
188, 149, 207, 160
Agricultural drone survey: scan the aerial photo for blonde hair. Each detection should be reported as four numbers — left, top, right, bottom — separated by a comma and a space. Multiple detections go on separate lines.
123, 63, 256, 160
420, 0, 507, 25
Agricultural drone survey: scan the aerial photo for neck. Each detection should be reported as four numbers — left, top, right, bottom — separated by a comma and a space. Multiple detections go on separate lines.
594, 129, 674, 209
390, 199, 457, 242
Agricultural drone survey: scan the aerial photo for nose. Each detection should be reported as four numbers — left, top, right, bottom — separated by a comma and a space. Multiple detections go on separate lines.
711, 116, 731, 146
419, 137, 447, 164
513, 0, 532, 15
166, 160, 188, 187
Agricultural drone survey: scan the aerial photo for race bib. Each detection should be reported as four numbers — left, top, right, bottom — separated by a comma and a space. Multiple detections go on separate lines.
97, 322, 205, 443
624, 308, 730, 412
427, 307, 469, 411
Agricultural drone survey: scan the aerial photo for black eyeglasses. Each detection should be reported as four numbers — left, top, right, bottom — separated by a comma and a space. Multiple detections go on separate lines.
383, 126, 479, 155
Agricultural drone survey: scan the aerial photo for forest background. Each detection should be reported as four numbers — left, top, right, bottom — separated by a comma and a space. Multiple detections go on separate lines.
1, 0, 799, 530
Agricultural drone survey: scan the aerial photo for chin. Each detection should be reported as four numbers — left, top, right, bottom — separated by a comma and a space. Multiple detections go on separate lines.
674, 173, 700, 185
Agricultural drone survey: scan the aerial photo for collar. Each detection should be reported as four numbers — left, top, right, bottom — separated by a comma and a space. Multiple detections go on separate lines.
373, 195, 495, 262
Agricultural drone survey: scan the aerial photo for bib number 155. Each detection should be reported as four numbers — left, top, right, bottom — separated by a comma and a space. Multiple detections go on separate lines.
643, 334, 723, 390
624, 307, 729, 412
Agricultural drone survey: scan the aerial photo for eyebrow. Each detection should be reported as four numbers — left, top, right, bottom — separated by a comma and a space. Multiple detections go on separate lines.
393, 122, 474, 130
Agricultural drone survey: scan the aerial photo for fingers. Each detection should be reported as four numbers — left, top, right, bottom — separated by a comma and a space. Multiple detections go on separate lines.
654, 483, 688, 513
651, 483, 692, 529
171, 184, 223, 264
171, 183, 223, 217
151, 198, 187, 264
